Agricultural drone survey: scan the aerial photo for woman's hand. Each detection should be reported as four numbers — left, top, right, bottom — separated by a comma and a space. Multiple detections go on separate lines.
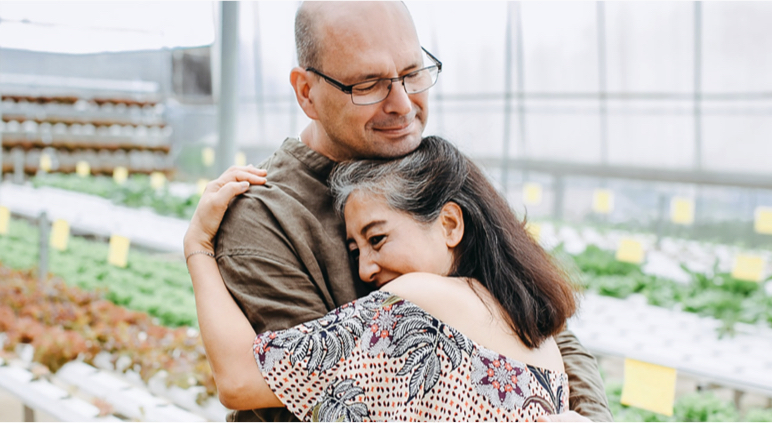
184, 165, 267, 256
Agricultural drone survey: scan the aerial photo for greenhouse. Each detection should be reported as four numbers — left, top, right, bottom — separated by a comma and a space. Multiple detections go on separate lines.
1, 1, 771, 422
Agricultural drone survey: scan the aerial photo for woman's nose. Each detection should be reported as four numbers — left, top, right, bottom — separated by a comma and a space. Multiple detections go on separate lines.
358, 252, 380, 283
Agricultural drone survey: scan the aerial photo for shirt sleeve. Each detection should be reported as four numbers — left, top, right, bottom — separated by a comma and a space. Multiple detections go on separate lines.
556, 328, 614, 421
215, 185, 344, 334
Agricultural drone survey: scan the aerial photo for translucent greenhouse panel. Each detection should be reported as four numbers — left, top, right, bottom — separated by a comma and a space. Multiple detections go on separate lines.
606, 100, 694, 169
427, 99, 505, 158
702, 2, 772, 92
525, 99, 602, 163
236, 102, 309, 153
702, 106, 772, 174
521, 2, 598, 93
246, 2, 298, 98
408, 2, 508, 96
605, 2, 694, 94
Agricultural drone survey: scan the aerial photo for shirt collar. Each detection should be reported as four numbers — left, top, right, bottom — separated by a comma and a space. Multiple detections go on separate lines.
282, 137, 337, 179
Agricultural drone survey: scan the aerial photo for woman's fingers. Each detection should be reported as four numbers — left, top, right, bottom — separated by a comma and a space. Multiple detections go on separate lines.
184, 168, 263, 254
205, 166, 267, 194
213, 181, 251, 211
225, 165, 267, 178
212, 167, 267, 188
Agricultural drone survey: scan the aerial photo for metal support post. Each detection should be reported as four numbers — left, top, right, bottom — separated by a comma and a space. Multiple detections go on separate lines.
733, 389, 744, 410
693, 2, 703, 171
252, 3, 267, 144
216, 1, 240, 174
24, 405, 34, 422
596, 1, 610, 195
749, 188, 758, 248
501, 2, 515, 193
13, 148, 25, 184
655, 193, 667, 249
553, 175, 565, 221
38, 212, 49, 283
514, 2, 528, 183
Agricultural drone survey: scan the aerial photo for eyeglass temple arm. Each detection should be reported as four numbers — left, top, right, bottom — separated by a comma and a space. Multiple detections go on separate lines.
421, 47, 443, 71
306, 68, 354, 93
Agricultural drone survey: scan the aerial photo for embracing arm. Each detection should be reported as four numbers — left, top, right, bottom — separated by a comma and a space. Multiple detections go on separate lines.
184, 166, 282, 411
186, 250, 282, 410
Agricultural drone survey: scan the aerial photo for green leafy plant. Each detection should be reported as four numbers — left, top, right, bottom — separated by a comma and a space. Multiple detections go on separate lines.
570, 245, 772, 333
605, 382, 753, 422
0, 217, 195, 327
33, 173, 200, 219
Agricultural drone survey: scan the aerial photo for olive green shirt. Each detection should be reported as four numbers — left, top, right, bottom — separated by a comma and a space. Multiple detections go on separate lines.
216, 138, 613, 422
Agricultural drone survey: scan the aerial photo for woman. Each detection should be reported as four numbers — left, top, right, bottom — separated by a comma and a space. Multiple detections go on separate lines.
184, 136, 577, 421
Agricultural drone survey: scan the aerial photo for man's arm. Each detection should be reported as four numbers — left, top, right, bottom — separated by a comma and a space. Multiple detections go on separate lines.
218, 251, 333, 332
215, 187, 352, 422
215, 183, 351, 332
557, 329, 614, 421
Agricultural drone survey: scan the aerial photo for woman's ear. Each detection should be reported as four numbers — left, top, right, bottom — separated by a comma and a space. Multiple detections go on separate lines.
439, 202, 464, 248
290, 67, 319, 120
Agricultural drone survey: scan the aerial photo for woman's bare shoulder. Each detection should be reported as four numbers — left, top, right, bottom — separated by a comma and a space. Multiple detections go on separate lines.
379, 273, 471, 316
380, 272, 454, 295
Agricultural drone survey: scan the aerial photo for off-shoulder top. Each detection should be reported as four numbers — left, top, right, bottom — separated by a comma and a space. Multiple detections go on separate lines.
253, 290, 568, 421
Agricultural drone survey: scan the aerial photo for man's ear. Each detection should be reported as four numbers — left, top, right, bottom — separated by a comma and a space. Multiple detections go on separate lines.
439, 202, 464, 248
290, 67, 319, 120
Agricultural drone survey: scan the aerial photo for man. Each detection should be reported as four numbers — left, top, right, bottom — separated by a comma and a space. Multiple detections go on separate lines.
215, 2, 612, 421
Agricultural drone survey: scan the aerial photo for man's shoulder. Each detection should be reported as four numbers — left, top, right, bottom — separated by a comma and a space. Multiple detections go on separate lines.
215, 139, 341, 254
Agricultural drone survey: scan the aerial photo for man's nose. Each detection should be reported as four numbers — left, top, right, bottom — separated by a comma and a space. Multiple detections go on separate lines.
382, 79, 412, 115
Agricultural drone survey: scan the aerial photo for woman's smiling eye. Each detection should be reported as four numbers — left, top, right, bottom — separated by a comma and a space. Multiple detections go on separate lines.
368, 235, 385, 246
348, 246, 360, 261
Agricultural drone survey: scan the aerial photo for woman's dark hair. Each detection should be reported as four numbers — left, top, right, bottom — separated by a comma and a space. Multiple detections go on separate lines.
329, 136, 576, 349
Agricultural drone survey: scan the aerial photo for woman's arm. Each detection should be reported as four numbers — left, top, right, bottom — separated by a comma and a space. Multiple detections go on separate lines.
184, 166, 282, 411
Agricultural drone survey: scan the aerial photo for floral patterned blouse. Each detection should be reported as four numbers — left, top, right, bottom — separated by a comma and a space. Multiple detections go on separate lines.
253, 290, 568, 421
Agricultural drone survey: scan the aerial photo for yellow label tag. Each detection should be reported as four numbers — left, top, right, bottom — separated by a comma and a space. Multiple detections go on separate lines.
50, 219, 70, 251
76, 161, 91, 177
197, 179, 209, 196
202, 147, 215, 167
113, 166, 128, 185
234, 152, 247, 167
593, 189, 614, 214
621, 358, 677, 416
525, 222, 541, 242
731, 255, 765, 282
0, 206, 10, 235
670, 197, 694, 225
616, 238, 644, 264
39, 153, 52, 172
755, 207, 772, 235
150, 172, 166, 190
108, 235, 131, 268
522, 183, 543, 206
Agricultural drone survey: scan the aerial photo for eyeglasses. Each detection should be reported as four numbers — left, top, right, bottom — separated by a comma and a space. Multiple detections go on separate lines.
306, 47, 443, 106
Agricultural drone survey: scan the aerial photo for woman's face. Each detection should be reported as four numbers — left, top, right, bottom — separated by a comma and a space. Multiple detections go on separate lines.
344, 191, 455, 289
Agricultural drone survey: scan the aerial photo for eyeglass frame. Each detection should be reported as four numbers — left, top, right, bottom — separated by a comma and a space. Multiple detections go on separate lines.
305, 47, 443, 105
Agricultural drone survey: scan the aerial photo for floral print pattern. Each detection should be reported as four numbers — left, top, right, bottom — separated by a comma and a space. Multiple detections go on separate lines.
471, 348, 532, 410
253, 290, 568, 421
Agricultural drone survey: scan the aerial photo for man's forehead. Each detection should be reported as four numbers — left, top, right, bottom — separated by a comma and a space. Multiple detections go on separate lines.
310, 2, 421, 78
308, 1, 409, 25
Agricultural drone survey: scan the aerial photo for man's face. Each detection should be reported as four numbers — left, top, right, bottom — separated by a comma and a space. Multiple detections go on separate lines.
309, 3, 429, 161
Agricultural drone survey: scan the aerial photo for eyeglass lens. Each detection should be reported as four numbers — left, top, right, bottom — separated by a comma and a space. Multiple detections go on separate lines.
350, 66, 439, 105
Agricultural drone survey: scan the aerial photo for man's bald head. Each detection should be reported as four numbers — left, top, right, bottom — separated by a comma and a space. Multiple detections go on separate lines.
291, 1, 429, 161
294, 2, 416, 70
